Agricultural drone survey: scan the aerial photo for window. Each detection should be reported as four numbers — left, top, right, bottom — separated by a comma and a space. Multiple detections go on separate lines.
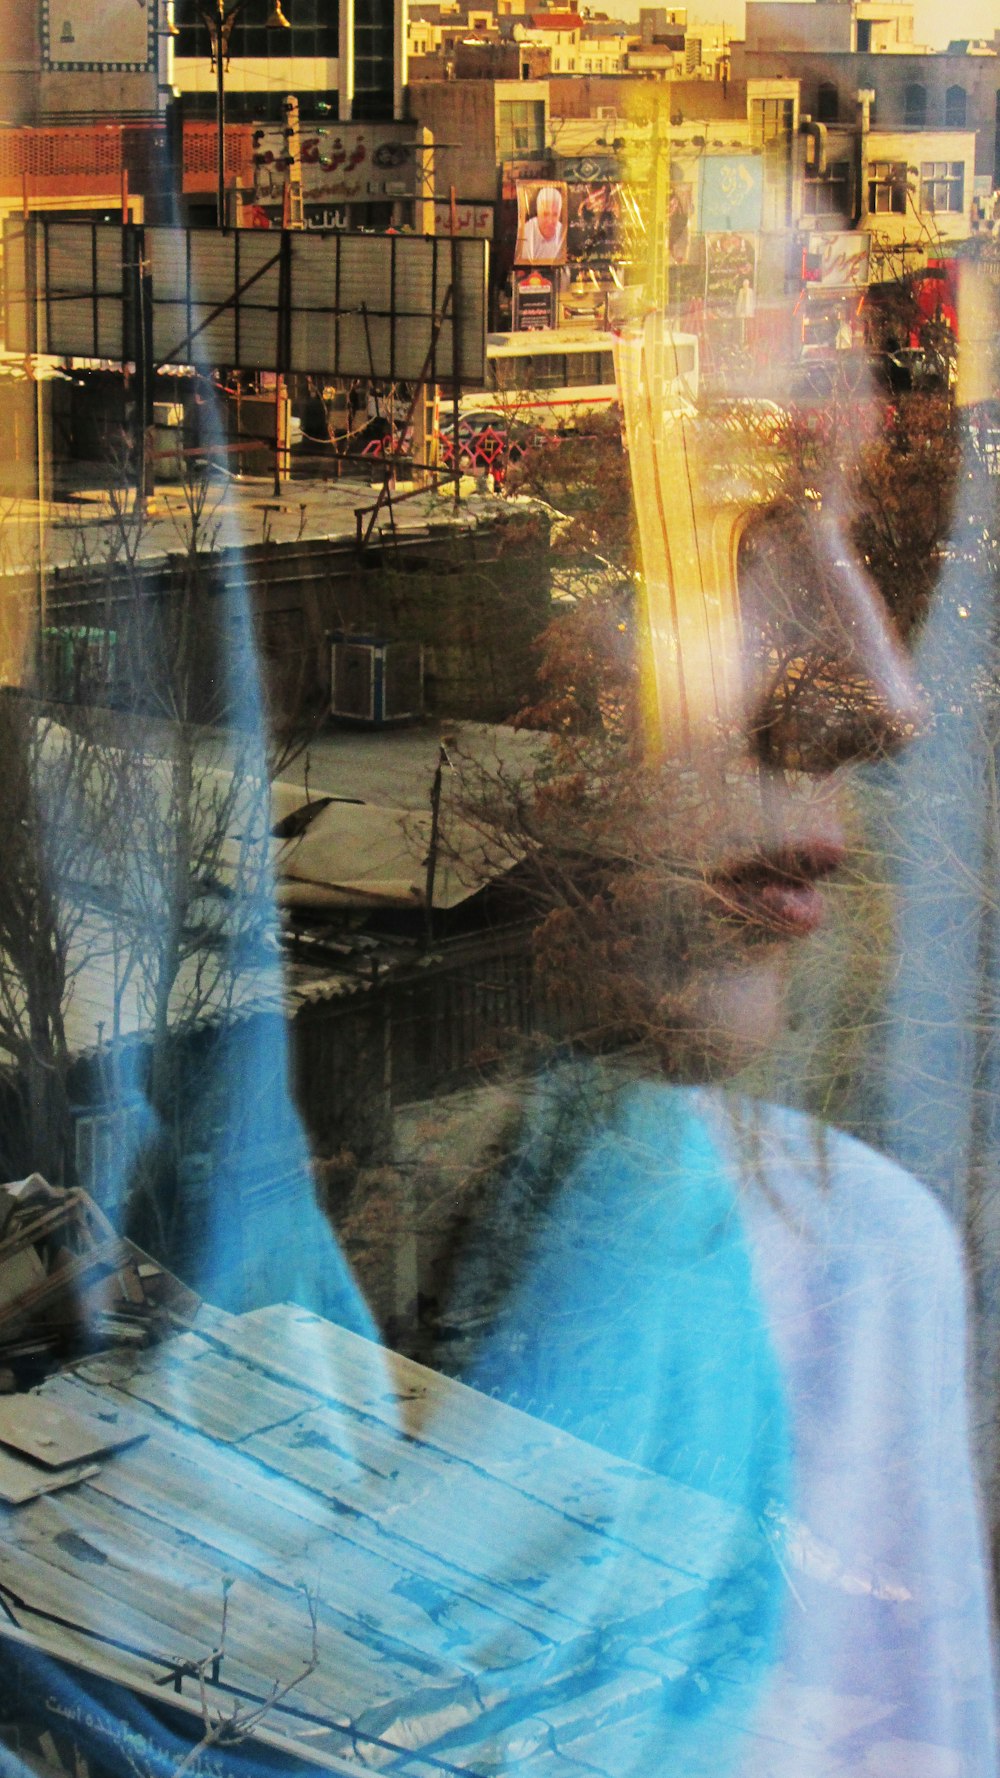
856, 18, 871, 50
804, 159, 852, 218
497, 99, 545, 162
353, 0, 396, 119
750, 97, 794, 148
868, 160, 908, 214
903, 82, 927, 128
945, 85, 967, 129
174, 0, 339, 61
817, 82, 839, 124
920, 160, 965, 213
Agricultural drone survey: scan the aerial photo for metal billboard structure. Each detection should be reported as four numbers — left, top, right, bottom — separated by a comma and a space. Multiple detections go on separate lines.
4, 218, 488, 388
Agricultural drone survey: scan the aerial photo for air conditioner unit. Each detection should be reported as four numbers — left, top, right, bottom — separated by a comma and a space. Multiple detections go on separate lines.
330, 635, 425, 725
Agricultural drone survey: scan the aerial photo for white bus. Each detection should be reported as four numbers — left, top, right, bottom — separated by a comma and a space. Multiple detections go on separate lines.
459, 328, 700, 429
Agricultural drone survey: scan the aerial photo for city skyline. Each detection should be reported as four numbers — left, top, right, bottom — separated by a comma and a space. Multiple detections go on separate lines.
608, 0, 998, 52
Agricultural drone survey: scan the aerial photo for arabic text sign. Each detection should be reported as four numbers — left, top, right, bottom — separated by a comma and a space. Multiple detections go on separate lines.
566, 184, 621, 265
704, 233, 757, 316
5, 220, 489, 386
513, 271, 556, 331
807, 231, 871, 290
252, 124, 418, 205
699, 157, 763, 235
432, 203, 494, 239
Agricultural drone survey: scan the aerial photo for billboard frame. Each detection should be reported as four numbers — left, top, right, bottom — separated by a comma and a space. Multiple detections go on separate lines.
5, 218, 488, 390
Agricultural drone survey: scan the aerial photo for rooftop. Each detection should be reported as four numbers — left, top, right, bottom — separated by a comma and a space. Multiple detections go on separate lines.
0, 1295, 757, 1774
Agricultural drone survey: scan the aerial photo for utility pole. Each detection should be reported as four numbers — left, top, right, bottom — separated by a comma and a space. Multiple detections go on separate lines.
201, 0, 291, 229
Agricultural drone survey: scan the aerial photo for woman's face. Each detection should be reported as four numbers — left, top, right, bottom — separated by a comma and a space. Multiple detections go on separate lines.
641, 486, 925, 1076
598, 331, 931, 1078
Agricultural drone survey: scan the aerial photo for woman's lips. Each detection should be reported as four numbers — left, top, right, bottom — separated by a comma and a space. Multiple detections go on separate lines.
709, 842, 846, 937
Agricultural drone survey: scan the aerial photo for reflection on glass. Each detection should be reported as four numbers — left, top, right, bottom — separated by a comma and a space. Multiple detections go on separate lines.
0, 92, 997, 1778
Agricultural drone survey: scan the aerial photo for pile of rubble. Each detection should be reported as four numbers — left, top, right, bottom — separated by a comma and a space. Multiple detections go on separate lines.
0, 1174, 198, 1394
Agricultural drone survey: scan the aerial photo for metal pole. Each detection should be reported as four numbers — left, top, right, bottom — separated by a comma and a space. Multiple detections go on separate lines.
215, 4, 226, 229
424, 742, 448, 946
449, 190, 460, 508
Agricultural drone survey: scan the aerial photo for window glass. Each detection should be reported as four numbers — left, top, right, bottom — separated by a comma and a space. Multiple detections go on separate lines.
920, 160, 965, 212
903, 81, 927, 126
804, 158, 852, 217
868, 159, 909, 214
945, 85, 967, 128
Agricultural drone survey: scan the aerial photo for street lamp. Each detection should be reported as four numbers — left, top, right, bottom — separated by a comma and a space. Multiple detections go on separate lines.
200, 0, 291, 228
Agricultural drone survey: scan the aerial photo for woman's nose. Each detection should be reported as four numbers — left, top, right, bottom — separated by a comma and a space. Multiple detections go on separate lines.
739, 506, 925, 774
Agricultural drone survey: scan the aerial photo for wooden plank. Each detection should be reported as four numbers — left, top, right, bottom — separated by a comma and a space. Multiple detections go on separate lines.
242, 1403, 695, 1632
0, 1390, 147, 1469
104, 1344, 312, 1444
0, 1448, 99, 1505
86, 1416, 553, 1673
86, 1403, 577, 1646
422, 1666, 663, 1770
2, 1489, 426, 1724
208, 1306, 753, 1582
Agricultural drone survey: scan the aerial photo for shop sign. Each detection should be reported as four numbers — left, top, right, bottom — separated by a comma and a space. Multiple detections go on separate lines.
805, 231, 870, 290
432, 202, 494, 237
558, 154, 621, 184
502, 159, 551, 201
559, 272, 613, 329
514, 270, 556, 330
705, 233, 757, 316
252, 125, 418, 205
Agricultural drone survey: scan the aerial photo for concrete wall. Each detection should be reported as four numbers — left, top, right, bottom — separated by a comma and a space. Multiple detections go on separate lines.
44, 514, 554, 725
0, 0, 38, 124
547, 73, 749, 122
744, 2, 854, 55
407, 77, 549, 202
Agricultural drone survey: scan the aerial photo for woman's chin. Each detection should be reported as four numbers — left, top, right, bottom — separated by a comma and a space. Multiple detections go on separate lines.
654, 950, 792, 1081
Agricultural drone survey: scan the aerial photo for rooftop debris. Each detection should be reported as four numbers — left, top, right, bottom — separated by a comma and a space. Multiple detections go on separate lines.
0, 1174, 199, 1393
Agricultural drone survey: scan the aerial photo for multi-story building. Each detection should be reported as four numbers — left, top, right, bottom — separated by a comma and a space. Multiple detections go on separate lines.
173, 0, 408, 126
510, 12, 627, 78
732, 0, 1000, 188
0, 0, 413, 232
0, 0, 188, 231
0, 0, 174, 126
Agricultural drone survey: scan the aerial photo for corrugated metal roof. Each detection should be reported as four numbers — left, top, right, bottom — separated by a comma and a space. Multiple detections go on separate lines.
0, 1303, 756, 1774
273, 795, 524, 914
